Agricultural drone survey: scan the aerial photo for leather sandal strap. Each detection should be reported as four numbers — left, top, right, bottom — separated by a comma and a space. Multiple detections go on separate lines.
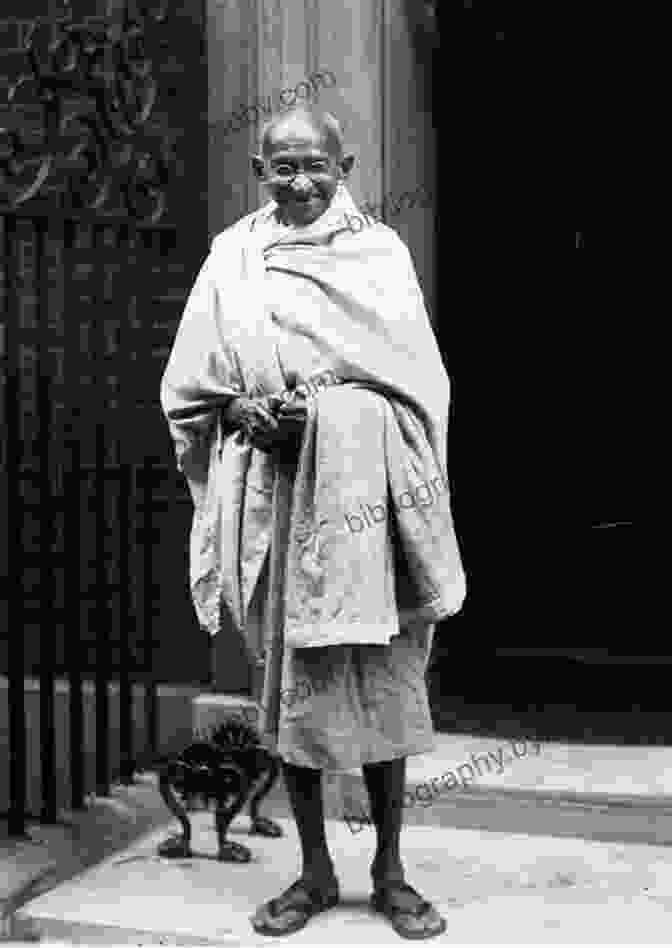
268, 879, 336, 918
374, 882, 434, 917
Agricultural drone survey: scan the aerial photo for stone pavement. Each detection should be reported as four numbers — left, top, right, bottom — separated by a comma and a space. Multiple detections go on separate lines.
366, 733, 672, 798
4, 735, 672, 944
1, 774, 182, 944
11, 811, 672, 944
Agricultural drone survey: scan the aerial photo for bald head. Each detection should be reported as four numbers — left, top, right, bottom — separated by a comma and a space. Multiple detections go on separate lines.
260, 106, 344, 159
252, 106, 354, 227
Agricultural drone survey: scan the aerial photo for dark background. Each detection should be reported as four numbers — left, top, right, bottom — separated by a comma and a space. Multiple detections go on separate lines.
430, 13, 652, 744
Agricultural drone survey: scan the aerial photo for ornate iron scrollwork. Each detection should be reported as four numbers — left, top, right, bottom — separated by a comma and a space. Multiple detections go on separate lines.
0, 1, 175, 222
156, 715, 283, 863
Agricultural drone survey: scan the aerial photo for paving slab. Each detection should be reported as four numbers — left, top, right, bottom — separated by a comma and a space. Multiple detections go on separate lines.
1, 773, 184, 942
327, 736, 672, 847
398, 735, 672, 798
15, 811, 672, 944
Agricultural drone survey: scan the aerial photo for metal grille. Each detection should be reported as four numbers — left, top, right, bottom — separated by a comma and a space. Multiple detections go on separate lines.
1, 1, 187, 835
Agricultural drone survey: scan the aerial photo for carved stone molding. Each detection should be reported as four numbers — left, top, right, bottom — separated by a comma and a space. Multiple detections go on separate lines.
0, 0, 175, 222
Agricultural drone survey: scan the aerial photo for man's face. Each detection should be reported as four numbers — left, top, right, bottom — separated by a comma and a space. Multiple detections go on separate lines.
254, 123, 350, 227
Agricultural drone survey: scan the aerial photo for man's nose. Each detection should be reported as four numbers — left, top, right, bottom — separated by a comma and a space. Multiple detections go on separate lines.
291, 173, 313, 193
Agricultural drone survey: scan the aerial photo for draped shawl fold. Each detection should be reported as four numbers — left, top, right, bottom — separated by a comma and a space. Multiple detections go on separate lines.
160, 185, 466, 649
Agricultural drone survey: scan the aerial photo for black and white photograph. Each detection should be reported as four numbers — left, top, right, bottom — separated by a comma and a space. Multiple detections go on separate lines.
1, 2, 655, 946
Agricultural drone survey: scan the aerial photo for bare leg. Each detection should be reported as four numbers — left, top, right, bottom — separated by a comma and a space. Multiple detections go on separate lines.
363, 757, 446, 939
281, 761, 337, 887
251, 761, 339, 936
362, 757, 406, 886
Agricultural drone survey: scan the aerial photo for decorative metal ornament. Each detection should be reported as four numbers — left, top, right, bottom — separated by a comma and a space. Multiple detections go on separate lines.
0, 1, 174, 222
156, 715, 282, 863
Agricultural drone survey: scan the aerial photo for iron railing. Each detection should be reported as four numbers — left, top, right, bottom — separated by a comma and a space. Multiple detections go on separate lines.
1, 1, 181, 835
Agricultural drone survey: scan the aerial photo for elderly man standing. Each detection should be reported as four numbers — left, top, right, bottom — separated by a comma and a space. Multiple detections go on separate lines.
160, 106, 466, 940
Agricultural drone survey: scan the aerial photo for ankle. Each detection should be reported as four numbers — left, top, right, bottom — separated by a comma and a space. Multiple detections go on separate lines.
301, 853, 336, 880
301, 871, 338, 893
372, 871, 405, 890
371, 856, 405, 888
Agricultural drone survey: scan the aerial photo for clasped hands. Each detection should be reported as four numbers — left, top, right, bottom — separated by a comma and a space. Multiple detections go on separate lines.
225, 392, 307, 457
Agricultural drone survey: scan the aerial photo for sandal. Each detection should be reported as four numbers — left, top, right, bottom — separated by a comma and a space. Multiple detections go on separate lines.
251, 878, 340, 936
250, 815, 284, 838
371, 881, 446, 940
157, 833, 192, 859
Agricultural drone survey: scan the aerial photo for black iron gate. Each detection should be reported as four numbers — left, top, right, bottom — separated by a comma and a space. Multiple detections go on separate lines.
1, 4, 192, 835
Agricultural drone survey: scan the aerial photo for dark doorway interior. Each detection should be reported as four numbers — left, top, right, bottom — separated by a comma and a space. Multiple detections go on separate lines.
428, 646, 669, 747
427, 524, 657, 745
430, 22, 649, 745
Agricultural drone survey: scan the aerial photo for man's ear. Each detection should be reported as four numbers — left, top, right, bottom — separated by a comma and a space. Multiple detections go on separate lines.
339, 154, 355, 178
251, 155, 266, 180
